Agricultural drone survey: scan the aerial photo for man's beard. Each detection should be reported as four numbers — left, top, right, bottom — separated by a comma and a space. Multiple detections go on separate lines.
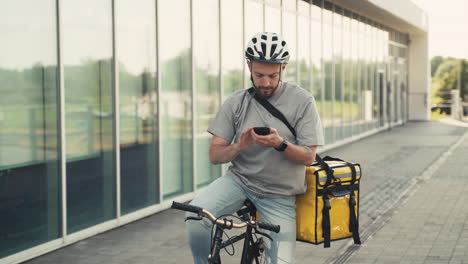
256, 85, 278, 99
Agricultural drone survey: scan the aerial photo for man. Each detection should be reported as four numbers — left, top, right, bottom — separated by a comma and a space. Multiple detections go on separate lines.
186, 32, 324, 263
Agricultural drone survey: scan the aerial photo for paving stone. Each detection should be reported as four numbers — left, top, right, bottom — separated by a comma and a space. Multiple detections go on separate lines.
22, 121, 468, 264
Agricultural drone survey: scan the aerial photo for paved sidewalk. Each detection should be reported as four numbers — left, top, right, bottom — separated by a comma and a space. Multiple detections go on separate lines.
346, 120, 468, 264
24, 119, 468, 264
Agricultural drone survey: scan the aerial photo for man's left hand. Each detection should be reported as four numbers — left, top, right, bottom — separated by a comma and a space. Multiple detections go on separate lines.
251, 127, 283, 148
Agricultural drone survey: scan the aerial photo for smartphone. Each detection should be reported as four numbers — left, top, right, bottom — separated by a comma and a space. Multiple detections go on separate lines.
253, 127, 270, 135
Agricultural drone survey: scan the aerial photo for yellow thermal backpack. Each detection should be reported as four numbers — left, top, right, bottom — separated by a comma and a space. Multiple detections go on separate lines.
244, 91, 362, 247
296, 155, 362, 248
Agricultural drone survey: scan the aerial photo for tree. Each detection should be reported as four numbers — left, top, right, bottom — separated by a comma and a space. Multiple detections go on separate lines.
431, 56, 444, 77
431, 57, 468, 104
431, 58, 459, 103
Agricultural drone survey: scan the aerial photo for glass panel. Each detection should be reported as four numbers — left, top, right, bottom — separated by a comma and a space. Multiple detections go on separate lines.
351, 17, 359, 135
159, 0, 193, 199
382, 29, 390, 126
0, 0, 60, 257
298, 11, 310, 92
194, 0, 221, 187
333, 11, 343, 141
221, 0, 244, 99
220, 0, 243, 174
342, 14, 352, 138
311, 5, 322, 114
358, 19, 366, 134
322, 8, 333, 143
265, 5, 281, 33
365, 23, 373, 130
116, 0, 158, 215
244, 0, 264, 87
377, 28, 385, 128
63, 0, 115, 233
371, 26, 379, 129
394, 53, 400, 122
282, 10, 297, 84
401, 60, 408, 122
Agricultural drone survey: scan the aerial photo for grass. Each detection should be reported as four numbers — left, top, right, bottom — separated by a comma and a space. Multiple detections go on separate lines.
431, 111, 450, 120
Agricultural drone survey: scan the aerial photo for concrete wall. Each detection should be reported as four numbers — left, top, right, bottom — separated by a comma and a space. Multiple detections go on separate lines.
408, 32, 430, 120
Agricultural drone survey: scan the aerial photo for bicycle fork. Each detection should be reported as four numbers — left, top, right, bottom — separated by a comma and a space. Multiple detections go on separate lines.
208, 225, 224, 264
240, 225, 265, 264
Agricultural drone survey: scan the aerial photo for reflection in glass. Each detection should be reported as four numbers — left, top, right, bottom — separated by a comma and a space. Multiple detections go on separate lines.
333, 11, 343, 141
221, 0, 244, 99
365, 23, 373, 131
159, 0, 193, 199
371, 26, 379, 129
298, 12, 310, 92
358, 19, 366, 134
194, 0, 221, 187
0, 0, 60, 257
63, 0, 115, 233
342, 14, 352, 138
265, 5, 281, 33
244, 0, 264, 87
282, 10, 297, 83
116, 0, 158, 215
311, 6, 322, 115
322, 8, 333, 144
351, 17, 359, 135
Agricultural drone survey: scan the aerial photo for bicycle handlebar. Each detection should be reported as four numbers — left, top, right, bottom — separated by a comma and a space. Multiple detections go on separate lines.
171, 201, 202, 214
257, 221, 281, 233
171, 201, 280, 233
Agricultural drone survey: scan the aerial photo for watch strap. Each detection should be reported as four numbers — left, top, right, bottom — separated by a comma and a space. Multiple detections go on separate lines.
275, 140, 288, 152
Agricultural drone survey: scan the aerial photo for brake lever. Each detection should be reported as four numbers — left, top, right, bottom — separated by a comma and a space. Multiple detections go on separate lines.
253, 228, 273, 241
185, 216, 203, 222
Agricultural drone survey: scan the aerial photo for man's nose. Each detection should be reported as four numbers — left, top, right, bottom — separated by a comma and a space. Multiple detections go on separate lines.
258, 77, 271, 87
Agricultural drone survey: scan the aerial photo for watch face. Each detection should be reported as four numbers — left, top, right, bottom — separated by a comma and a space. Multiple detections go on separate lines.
276, 140, 288, 151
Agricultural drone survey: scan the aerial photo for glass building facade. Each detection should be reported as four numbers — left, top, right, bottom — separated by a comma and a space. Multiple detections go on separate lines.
0, 0, 409, 261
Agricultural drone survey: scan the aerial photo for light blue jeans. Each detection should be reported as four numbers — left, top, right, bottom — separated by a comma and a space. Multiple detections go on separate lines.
186, 174, 296, 264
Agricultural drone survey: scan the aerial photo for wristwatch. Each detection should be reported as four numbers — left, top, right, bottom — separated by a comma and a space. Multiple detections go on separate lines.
275, 140, 288, 152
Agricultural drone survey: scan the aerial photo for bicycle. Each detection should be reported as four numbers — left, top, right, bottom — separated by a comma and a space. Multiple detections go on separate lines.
171, 200, 281, 264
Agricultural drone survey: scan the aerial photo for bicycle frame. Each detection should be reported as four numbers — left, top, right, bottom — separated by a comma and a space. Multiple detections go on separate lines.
171, 201, 279, 264
208, 214, 263, 264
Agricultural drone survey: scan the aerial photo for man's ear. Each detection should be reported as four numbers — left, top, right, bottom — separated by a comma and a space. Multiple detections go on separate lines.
247, 61, 252, 72
281, 63, 287, 71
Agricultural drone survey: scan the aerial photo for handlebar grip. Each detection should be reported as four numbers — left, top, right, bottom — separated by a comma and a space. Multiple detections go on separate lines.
171, 201, 202, 214
257, 221, 281, 233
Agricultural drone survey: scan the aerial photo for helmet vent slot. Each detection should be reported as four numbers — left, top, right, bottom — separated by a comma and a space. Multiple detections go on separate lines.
270, 44, 277, 58
261, 42, 267, 57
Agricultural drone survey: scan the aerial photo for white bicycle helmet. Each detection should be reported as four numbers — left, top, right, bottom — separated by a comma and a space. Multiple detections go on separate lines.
245, 32, 290, 64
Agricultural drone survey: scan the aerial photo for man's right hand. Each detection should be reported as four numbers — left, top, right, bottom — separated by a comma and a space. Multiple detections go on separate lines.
209, 128, 254, 164
237, 127, 255, 151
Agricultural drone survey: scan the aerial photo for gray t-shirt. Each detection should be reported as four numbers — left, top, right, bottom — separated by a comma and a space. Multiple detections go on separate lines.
208, 82, 324, 198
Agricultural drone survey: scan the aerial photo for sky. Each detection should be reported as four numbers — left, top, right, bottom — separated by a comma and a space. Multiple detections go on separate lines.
411, 0, 468, 59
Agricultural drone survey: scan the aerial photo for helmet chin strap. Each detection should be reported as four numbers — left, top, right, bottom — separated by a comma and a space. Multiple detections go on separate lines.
249, 63, 283, 95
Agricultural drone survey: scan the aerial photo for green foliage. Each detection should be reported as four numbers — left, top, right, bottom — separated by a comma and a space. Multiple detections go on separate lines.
431, 56, 444, 77
431, 56, 468, 105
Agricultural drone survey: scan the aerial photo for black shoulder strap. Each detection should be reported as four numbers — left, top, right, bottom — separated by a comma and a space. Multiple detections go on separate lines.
247, 87, 327, 163
248, 87, 297, 138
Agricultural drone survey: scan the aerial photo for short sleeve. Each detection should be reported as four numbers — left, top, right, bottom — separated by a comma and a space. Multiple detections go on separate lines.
295, 96, 325, 146
207, 97, 236, 142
